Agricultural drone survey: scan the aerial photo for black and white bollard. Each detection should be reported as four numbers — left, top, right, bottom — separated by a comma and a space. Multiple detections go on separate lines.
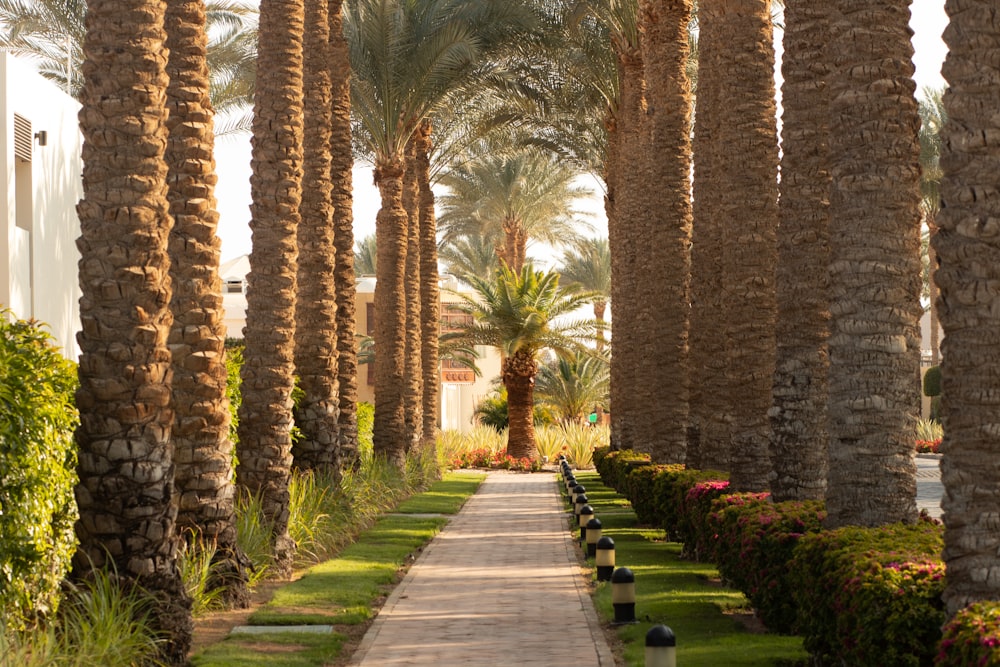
574, 494, 589, 518
578, 504, 595, 543
645, 625, 677, 667
585, 517, 603, 557
565, 475, 577, 492
571, 484, 586, 505
611, 567, 637, 624
596, 536, 615, 581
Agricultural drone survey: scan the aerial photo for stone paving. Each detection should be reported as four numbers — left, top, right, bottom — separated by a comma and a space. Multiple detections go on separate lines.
916, 453, 944, 519
348, 471, 614, 667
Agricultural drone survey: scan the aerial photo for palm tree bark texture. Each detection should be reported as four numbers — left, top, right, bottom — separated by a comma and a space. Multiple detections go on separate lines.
769, 0, 831, 503
936, 0, 1000, 616
293, 0, 341, 474
416, 121, 441, 450
825, 0, 922, 528
164, 0, 250, 606
631, 0, 693, 465
236, 0, 304, 577
711, 0, 779, 493
687, 0, 730, 471
403, 135, 424, 449
329, 0, 359, 466
504, 351, 539, 460
74, 0, 192, 657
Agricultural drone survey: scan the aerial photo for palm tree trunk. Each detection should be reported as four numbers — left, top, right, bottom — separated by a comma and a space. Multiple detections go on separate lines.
293, 0, 341, 474
935, 0, 1000, 615
74, 0, 192, 657
416, 121, 441, 449
503, 352, 538, 460
235, 0, 304, 577
825, 0, 922, 528
164, 0, 250, 607
402, 136, 423, 451
329, 0, 358, 467
373, 156, 410, 468
688, 0, 730, 471
634, 0, 693, 465
769, 0, 831, 502
593, 300, 607, 351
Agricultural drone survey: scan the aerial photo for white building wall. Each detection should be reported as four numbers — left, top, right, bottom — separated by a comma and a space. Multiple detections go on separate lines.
0, 53, 83, 358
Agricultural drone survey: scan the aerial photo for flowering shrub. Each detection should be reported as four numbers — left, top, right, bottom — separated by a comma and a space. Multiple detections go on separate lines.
936, 601, 1000, 666
709, 495, 825, 633
680, 480, 732, 560
916, 438, 942, 454
450, 447, 543, 472
790, 522, 945, 665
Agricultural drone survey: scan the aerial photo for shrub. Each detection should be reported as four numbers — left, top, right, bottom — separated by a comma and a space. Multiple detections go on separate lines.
924, 365, 942, 397
0, 314, 79, 629
790, 521, 945, 665
936, 601, 1000, 666
592, 447, 652, 494
709, 496, 825, 633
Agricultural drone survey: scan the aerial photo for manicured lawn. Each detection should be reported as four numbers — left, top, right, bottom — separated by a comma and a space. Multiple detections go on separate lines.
567, 471, 808, 666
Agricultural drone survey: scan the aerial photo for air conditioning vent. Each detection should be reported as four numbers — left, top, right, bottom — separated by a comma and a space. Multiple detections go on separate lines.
14, 114, 31, 162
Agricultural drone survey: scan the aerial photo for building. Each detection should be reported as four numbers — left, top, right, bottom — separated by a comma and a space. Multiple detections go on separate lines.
0, 53, 83, 358
219, 258, 502, 432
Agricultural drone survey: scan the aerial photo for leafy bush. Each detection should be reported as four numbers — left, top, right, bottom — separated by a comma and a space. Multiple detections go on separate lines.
0, 314, 79, 629
682, 480, 733, 561
924, 365, 942, 397
473, 388, 556, 432
593, 447, 653, 494
936, 601, 1000, 666
450, 447, 542, 472
709, 495, 825, 633
790, 521, 946, 665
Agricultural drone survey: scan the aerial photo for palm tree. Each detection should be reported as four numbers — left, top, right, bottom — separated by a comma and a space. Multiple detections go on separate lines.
824, 0, 922, 528
164, 0, 250, 606
0, 0, 257, 111
535, 349, 610, 423
558, 237, 611, 349
354, 234, 377, 275
330, 0, 358, 467
919, 87, 945, 367
439, 234, 500, 284
415, 121, 441, 450
768, 0, 831, 503
73, 0, 192, 658
346, 0, 536, 466
445, 265, 600, 459
934, 1, 1000, 616
436, 147, 593, 273
235, 0, 304, 577
402, 136, 424, 450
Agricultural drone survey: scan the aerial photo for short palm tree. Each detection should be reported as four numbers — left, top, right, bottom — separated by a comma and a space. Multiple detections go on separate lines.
444, 265, 601, 459
535, 349, 610, 423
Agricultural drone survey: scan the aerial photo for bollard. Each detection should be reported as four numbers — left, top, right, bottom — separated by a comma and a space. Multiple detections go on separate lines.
578, 504, 595, 543
645, 625, 677, 667
585, 517, 603, 558
571, 484, 586, 505
610, 567, 637, 624
595, 536, 615, 581
574, 494, 589, 518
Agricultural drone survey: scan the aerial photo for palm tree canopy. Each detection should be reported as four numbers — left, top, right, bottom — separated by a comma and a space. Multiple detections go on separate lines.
534, 348, 610, 421
437, 147, 594, 249
439, 233, 500, 284
354, 233, 377, 275
918, 86, 945, 219
557, 236, 611, 305
444, 263, 602, 359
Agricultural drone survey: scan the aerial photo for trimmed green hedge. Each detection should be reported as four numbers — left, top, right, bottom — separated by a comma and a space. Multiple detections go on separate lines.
936, 601, 1000, 666
790, 521, 945, 666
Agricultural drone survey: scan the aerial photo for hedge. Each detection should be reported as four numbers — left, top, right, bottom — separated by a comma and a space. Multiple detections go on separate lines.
936, 601, 1000, 666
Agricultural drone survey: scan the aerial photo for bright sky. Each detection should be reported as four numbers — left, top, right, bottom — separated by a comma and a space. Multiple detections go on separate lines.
213, 0, 950, 264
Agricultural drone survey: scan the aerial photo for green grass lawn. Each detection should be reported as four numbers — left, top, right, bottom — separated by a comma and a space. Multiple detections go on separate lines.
567, 471, 808, 666
191, 472, 485, 667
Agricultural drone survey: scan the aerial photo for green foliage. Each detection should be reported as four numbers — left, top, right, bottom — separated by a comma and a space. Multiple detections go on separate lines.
533, 349, 609, 422
936, 601, 1000, 666
923, 365, 942, 397
449, 447, 543, 472
177, 534, 226, 617
0, 313, 79, 629
708, 495, 826, 634
472, 387, 556, 431
789, 522, 946, 665
224, 342, 243, 444
356, 401, 374, 457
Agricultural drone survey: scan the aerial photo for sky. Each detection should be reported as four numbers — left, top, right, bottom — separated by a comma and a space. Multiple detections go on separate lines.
213, 0, 950, 264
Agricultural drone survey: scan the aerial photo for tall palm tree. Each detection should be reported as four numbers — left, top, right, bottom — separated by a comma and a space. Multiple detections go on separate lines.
0, 0, 257, 111
768, 0, 831, 503
445, 265, 600, 458
330, 0, 358, 467
436, 147, 593, 273
346, 0, 536, 466
711, 0, 779, 491
164, 0, 250, 606
235, 0, 304, 576
934, 0, 1000, 616
402, 136, 423, 450
824, 0, 922, 528
73, 0, 192, 658
415, 120, 441, 449
293, 0, 341, 474
558, 237, 611, 349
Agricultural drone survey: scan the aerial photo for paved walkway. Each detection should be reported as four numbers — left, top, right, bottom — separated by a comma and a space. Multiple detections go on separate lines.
349, 472, 614, 667
916, 453, 944, 520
